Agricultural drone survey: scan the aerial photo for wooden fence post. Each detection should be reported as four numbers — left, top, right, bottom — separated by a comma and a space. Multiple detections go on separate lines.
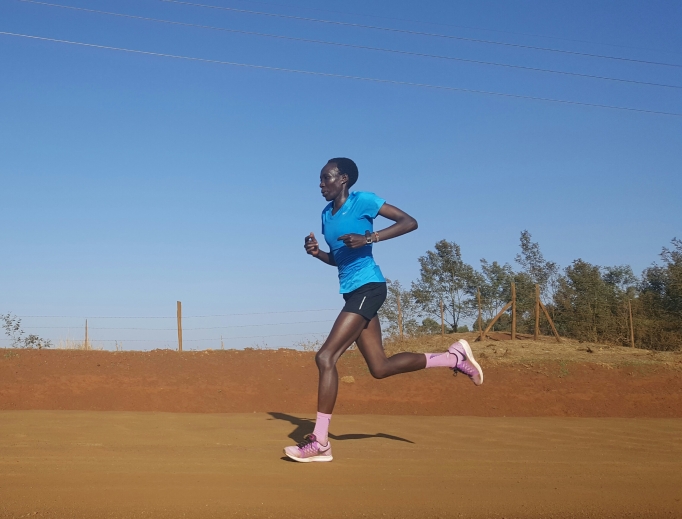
440, 299, 444, 337
511, 282, 517, 340
84, 319, 89, 350
397, 293, 403, 340
477, 288, 483, 341
221, 335, 224, 350
539, 300, 562, 343
481, 301, 513, 338
534, 284, 540, 340
177, 301, 183, 352
628, 299, 635, 348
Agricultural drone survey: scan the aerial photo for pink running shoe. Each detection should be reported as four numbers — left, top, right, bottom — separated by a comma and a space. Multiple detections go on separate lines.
283, 434, 333, 463
448, 339, 484, 386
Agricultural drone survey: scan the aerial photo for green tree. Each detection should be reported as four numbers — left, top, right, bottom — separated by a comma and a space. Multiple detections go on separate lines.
515, 230, 559, 303
513, 230, 560, 332
638, 238, 682, 350
418, 317, 442, 335
379, 279, 420, 338
478, 259, 514, 323
411, 240, 478, 332
552, 261, 635, 344
1, 313, 52, 349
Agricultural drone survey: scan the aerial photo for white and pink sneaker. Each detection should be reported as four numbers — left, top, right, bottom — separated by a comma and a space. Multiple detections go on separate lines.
449, 339, 484, 385
284, 434, 333, 463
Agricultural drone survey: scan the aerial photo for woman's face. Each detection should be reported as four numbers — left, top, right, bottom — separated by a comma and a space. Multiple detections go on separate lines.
319, 163, 347, 201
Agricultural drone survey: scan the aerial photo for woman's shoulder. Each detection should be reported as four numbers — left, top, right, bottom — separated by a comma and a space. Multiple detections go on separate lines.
351, 191, 382, 201
351, 191, 385, 207
321, 201, 333, 217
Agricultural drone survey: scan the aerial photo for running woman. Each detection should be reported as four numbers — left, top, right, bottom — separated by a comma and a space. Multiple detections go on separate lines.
283, 158, 483, 463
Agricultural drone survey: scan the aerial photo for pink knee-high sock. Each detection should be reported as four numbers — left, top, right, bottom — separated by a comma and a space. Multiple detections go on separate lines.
424, 351, 458, 369
312, 412, 332, 445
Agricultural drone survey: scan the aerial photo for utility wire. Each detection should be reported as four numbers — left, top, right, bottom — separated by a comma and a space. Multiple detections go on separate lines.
18, 0, 673, 55
155, 0, 682, 68
19, 1, 682, 90
2, 31, 680, 117
211, 0, 681, 55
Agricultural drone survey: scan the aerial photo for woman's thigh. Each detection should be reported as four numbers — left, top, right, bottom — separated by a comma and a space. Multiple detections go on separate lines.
316, 311, 368, 365
354, 316, 387, 368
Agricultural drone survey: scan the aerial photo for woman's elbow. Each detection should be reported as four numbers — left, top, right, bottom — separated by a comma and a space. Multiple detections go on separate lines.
409, 217, 418, 232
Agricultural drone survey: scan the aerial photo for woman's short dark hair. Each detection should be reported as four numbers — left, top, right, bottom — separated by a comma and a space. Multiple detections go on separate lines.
327, 157, 358, 188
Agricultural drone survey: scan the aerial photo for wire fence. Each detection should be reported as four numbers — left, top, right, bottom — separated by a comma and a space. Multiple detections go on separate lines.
0, 306, 342, 351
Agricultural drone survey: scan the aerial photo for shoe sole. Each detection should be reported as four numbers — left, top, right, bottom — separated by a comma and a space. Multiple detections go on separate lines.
283, 450, 333, 463
457, 339, 484, 385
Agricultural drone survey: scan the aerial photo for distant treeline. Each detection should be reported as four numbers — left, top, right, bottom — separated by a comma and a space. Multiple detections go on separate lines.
379, 232, 682, 351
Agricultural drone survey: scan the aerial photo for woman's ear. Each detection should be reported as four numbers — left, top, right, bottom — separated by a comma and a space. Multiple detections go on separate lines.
340, 173, 349, 186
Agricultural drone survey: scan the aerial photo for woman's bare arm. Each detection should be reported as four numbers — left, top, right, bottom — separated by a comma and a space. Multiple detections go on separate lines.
375, 203, 418, 241
336, 203, 418, 249
304, 232, 336, 266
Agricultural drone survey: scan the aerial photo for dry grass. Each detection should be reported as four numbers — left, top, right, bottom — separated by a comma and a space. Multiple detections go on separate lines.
294, 338, 326, 352
384, 332, 682, 370
56, 339, 104, 351
289, 330, 682, 370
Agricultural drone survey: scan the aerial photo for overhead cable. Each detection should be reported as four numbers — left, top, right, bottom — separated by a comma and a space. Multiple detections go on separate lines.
210, 0, 680, 55
18, 1, 682, 90
2, 31, 680, 117
155, 0, 682, 68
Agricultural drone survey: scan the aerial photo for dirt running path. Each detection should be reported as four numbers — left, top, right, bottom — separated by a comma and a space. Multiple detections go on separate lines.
1, 411, 680, 518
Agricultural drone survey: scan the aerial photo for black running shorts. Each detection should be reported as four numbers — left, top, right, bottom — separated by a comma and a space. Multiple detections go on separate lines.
342, 282, 387, 321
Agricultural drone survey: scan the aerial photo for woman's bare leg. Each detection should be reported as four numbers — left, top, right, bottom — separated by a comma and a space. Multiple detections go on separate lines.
315, 311, 368, 413
355, 316, 426, 379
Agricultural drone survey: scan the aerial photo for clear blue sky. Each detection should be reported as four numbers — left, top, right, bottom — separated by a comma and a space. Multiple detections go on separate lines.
1, 0, 680, 349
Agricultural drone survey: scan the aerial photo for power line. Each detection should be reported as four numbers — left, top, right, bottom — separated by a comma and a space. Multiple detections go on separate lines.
19, 0, 681, 90
17, 0, 672, 56
211, 0, 681, 55
2, 31, 680, 117
155, 0, 682, 68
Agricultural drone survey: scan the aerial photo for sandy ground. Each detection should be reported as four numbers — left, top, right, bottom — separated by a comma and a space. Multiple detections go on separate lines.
1, 346, 681, 517
1, 411, 681, 519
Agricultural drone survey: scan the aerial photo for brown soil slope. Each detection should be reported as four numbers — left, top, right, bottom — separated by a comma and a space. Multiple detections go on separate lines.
1, 346, 681, 417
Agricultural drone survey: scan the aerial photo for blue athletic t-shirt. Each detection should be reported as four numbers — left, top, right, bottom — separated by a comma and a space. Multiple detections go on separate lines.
321, 191, 386, 294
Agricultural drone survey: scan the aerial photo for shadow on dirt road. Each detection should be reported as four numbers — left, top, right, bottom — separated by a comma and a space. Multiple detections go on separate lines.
267, 412, 414, 443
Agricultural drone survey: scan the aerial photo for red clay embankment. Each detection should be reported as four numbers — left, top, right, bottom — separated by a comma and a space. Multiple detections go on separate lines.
1, 348, 681, 417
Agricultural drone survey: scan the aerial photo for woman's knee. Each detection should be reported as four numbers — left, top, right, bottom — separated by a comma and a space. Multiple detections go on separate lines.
315, 350, 336, 371
368, 362, 390, 379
